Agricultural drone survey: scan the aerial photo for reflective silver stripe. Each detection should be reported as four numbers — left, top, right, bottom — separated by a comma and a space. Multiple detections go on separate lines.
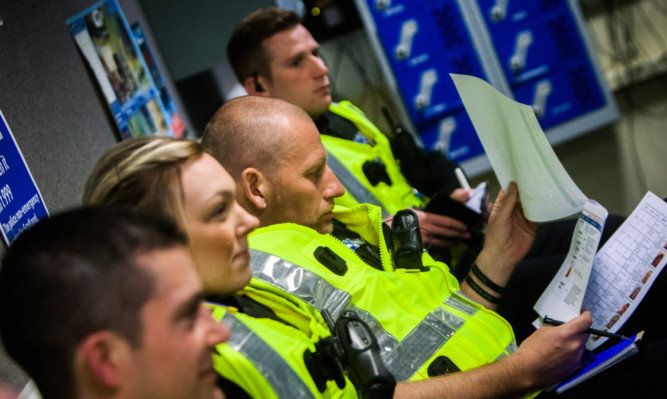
250, 250, 401, 355
251, 249, 480, 382
495, 341, 518, 362
445, 295, 479, 317
222, 312, 315, 399
384, 307, 466, 382
506, 341, 518, 354
347, 304, 399, 357
326, 151, 390, 218
250, 249, 350, 318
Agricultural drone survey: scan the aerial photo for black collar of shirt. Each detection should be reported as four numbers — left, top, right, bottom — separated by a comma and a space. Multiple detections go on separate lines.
314, 110, 359, 141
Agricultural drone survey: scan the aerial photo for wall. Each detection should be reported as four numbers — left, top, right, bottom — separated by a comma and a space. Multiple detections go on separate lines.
138, 0, 273, 81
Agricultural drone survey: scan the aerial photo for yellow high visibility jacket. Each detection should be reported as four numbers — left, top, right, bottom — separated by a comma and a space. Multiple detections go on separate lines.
209, 282, 358, 399
322, 102, 426, 218
248, 204, 516, 382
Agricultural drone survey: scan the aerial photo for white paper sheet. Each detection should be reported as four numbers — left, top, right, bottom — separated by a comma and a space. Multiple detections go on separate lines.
451, 74, 588, 222
466, 181, 487, 213
582, 192, 667, 349
533, 200, 609, 323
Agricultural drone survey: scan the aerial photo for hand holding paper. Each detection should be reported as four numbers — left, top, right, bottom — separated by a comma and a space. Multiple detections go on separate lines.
476, 182, 538, 283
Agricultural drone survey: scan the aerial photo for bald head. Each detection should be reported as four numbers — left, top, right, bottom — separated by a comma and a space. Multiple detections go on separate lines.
202, 96, 313, 179
201, 95, 345, 233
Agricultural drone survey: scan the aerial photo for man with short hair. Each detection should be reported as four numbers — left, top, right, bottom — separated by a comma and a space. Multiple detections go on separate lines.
202, 96, 593, 397
224, 8, 632, 345
202, 95, 667, 397
204, 96, 344, 234
0, 208, 229, 399
227, 7, 473, 253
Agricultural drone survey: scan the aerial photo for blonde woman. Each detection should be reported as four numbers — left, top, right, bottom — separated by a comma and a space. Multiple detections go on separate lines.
84, 136, 358, 399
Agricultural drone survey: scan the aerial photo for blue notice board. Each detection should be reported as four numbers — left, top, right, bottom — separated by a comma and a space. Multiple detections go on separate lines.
0, 111, 49, 245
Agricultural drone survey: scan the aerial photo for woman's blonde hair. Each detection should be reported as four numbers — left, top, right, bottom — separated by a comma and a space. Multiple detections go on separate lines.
83, 136, 204, 225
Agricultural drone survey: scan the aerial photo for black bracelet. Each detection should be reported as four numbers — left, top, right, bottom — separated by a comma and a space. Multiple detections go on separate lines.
465, 275, 501, 304
471, 262, 506, 295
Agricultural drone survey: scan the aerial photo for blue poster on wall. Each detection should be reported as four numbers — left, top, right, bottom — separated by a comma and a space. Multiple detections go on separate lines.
356, 0, 618, 176
131, 22, 186, 138
0, 111, 49, 245
67, 0, 177, 139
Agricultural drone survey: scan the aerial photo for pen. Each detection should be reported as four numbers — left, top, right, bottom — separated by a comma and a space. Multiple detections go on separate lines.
455, 167, 471, 191
542, 316, 631, 341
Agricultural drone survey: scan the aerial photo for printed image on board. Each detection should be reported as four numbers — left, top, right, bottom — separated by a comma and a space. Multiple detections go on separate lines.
132, 22, 185, 138
0, 111, 49, 245
418, 109, 483, 162
361, 0, 492, 163
67, 0, 176, 139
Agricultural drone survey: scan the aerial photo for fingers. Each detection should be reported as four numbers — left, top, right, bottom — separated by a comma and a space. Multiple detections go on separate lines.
519, 322, 589, 387
544, 312, 592, 338
558, 314, 591, 364
497, 182, 519, 214
544, 312, 591, 356
482, 194, 493, 223
420, 230, 460, 248
414, 210, 471, 239
488, 182, 523, 226
414, 209, 472, 249
494, 186, 507, 206
450, 188, 471, 203
567, 311, 593, 334
489, 188, 505, 221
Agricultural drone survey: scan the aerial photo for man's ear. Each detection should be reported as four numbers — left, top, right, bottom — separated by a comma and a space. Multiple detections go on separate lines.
243, 75, 270, 97
76, 331, 130, 390
239, 167, 271, 211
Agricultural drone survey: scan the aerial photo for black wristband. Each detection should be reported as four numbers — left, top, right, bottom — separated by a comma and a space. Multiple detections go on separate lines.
471, 262, 506, 295
465, 275, 501, 304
